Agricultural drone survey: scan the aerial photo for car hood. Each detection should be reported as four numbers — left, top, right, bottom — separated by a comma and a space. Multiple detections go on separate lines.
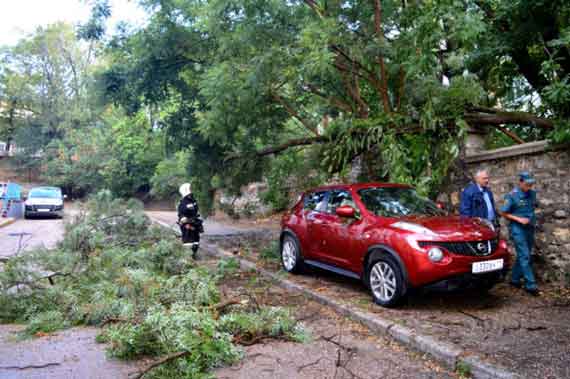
25, 198, 63, 206
393, 215, 496, 240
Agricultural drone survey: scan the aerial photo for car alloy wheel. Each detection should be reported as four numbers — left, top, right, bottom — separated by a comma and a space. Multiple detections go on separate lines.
281, 235, 303, 274
368, 256, 404, 307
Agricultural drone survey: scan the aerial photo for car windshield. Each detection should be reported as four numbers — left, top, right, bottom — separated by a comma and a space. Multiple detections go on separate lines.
29, 189, 61, 199
357, 187, 444, 217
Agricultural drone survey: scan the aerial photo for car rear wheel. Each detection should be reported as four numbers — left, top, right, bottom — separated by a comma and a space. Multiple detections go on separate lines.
368, 256, 405, 307
281, 234, 303, 274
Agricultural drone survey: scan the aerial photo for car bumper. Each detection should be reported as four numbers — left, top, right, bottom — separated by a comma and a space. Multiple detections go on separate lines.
422, 267, 509, 291
25, 210, 63, 218
404, 244, 512, 288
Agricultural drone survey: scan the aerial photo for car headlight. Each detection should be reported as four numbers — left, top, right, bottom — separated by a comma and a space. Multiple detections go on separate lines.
478, 218, 495, 232
391, 221, 436, 236
427, 247, 444, 262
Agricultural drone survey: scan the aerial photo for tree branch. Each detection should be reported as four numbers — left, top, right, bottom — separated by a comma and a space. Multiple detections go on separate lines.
224, 136, 328, 162
374, 0, 392, 113
495, 125, 525, 144
303, 0, 325, 18
130, 351, 190, 379
305, 83, 353, 113
396, 66, 406, 112
271, 92, 319, 136
464, 110, 554, 129
339, 62, 369, 118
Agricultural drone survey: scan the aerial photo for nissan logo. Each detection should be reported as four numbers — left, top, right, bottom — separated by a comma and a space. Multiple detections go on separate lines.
477, 242, 487, 253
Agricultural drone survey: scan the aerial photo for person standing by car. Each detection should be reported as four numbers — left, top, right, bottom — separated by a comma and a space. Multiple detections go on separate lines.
177, 183, 204, 257
459, 169, 498, 226
500, 172, 540, 296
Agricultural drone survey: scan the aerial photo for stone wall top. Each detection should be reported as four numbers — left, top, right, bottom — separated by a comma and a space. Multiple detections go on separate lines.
465, 140, 551, 163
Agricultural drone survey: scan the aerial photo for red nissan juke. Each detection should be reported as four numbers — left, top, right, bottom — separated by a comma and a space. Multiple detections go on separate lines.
280, 183, 511, 307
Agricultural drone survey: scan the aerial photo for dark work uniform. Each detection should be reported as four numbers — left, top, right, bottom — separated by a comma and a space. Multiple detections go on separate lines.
500, 188, 537, 290
177, 194, 203, 252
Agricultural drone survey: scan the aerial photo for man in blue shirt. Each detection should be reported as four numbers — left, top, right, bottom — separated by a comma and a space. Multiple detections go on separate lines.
500, 172, 539, 296
459, 169, 497, 225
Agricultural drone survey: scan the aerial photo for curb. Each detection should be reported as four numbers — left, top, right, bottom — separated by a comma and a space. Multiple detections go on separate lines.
152, 217, 521, 379
0, 217, 16, 228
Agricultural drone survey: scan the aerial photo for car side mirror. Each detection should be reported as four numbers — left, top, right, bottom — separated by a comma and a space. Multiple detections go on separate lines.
336, 205, 355, 218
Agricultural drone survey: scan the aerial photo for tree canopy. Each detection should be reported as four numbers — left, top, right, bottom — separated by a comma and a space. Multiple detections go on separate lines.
1, 1, 569, 211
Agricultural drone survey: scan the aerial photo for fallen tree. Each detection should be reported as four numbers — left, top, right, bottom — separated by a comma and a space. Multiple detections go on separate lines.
0, 190, 308, 378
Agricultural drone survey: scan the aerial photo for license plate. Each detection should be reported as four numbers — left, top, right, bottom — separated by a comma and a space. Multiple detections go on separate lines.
472, 259, 504, 274
38, 208, 51, 212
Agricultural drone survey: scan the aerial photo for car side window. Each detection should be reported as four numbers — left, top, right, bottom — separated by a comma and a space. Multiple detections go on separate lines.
304, 191, 328, 213
326, 190, 356, 214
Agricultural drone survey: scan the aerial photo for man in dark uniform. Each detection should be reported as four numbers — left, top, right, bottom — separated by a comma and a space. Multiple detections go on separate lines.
177, 183, 204, 257
459, 169, 498, 227
499, 172, 539, 296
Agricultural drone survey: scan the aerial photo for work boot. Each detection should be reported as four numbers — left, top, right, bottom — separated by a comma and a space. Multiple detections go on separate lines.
524, 287, 540, 297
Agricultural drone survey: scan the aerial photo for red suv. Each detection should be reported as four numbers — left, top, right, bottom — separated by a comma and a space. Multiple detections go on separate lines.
280, 183, 511, 307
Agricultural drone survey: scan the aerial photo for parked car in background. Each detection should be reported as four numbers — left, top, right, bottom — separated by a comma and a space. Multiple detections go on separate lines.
280, 183, 511, 307
24, 186, 65, 219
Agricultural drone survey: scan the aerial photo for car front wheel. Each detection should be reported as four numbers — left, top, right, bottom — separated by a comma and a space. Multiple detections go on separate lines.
281, 234, 304, 274
368, 256, 405, 307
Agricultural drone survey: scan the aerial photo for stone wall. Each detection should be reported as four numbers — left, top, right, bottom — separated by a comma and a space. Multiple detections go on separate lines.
214, 182, 273, 219
438, 141, 570, 285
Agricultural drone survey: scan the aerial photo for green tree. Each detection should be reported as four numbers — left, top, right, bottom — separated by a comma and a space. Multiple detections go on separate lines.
96, 0, 569, 203
0, 22, 104, 180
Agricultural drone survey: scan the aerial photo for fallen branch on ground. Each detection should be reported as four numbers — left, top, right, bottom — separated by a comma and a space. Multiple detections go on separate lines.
0, 362, 61, 370
101, 317, 137, 328
130, 351, 190, 379
45, 272, 73, 285
297, 357, 328, 372
233, 334, 289, 346
458, 310, 486, 324
210, 298, 241, 312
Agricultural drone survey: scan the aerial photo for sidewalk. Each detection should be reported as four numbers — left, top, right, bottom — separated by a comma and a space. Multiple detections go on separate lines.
148, 212, 570, 379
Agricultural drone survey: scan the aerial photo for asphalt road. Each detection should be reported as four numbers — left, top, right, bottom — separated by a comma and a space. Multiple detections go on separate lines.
0, 216, 65, 260
0, 211, 142, 379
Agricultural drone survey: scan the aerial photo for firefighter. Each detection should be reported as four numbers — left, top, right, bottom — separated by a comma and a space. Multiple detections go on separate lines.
177, 183, 204, 257
500, 172, 540, 296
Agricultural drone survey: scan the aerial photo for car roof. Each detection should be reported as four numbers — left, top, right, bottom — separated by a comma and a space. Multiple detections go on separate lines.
306, 182, 413, 193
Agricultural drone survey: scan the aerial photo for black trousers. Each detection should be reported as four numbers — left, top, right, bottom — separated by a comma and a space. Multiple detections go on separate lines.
180, 225, 200, 245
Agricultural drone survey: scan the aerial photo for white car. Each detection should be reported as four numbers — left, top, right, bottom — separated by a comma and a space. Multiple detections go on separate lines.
24, 187, 65, 218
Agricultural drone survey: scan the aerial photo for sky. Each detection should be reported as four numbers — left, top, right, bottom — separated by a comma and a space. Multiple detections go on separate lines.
0, 0, 148, 46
